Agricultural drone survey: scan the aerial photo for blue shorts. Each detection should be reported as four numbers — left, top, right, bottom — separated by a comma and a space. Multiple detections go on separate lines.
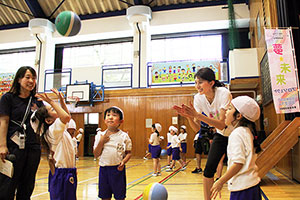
99, 165, 126, 199
48, 168, 77, 200
230, 184, 262, 200
181, 143, 187, 153
167, 143, 172, 156
151, 145, 161, 159
172, 147, 180, 160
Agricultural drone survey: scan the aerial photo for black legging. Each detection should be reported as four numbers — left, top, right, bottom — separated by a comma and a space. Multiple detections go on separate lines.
203, 133, 228, 178
0, 146, 41, 200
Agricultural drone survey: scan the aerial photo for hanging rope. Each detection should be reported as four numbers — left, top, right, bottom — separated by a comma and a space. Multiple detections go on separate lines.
228, 0, 240, 50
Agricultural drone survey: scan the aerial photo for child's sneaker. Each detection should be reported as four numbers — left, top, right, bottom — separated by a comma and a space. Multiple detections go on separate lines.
191, 168, 202, 173
166, 168, 173, 172
143, 157, 148, 160
157, 172, 161, 176
152, 173, 157, 177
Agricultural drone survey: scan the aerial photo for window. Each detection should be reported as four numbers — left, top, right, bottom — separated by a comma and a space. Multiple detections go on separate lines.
0, 51, 35, 73
62, 42, 133, 68
150, 35, 222, 62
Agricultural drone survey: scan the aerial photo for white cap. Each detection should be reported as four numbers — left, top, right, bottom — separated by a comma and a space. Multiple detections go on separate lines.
231, 96, 260, 122
154, 123, 162, 132
78, 128, 84, 133
180, 125, 186, 130
169, 125, 178, 133
96, 128, 101, 132
67, 119, 76, 129
111, 106, 124, 119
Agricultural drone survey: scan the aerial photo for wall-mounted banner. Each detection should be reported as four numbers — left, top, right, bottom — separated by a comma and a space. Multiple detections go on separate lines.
0, 73, 14, 96
265, 28, 300, 113
148, 60, 223, 85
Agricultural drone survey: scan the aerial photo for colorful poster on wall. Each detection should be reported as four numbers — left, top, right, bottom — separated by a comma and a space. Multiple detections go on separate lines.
149, 60, 221, 85
0, 73, 14, 96
265, 28, 300, 113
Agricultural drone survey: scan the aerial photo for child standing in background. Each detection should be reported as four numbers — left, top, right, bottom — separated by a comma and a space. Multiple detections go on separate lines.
178, 125, 188, 163
149, 123, 162, 177
166, 126, 174, 166
166, 126, 186, 172
93, 106, 132, 200
211, 96, 262, 200
30, 88, 77, 200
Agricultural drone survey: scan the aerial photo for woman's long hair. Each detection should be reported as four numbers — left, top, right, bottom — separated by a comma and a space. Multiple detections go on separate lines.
9, 66, 37, 96
194, 67, 225, 88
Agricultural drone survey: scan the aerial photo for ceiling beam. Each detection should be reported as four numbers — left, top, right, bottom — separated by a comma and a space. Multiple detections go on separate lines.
24, 0, 46, 18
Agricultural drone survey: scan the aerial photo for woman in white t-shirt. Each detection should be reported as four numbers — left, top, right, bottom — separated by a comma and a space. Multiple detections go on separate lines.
174, 67, 232, 200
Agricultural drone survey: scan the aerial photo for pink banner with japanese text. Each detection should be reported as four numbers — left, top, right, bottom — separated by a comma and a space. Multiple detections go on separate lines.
265, 28, 300, 113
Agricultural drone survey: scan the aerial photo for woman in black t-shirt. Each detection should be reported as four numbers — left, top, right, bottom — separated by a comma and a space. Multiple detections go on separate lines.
0, 66, 43, 200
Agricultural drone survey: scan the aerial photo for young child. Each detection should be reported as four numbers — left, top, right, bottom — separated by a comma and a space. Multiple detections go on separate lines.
166, 126, 174, 166
166, 126, 186, 172
149, 123, 162, 176
178, 125, 188, 163
211, 96, 262, 200
93, 106, 132, 200
30, 88, 77, 200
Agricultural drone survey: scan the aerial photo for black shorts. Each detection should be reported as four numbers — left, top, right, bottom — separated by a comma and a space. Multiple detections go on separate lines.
194, 140, 202, 154
194, 138, 210, 155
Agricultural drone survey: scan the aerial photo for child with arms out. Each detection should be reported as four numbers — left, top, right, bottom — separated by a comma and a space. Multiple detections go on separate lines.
211, 96, 262, 200
93, 106, 132, 200
30, 88, 78, 200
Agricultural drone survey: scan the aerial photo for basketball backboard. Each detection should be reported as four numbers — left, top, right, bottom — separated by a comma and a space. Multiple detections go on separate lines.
66, 83, 91, 103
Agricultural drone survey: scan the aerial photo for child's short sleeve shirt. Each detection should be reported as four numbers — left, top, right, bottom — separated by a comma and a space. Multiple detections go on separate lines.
94, 130, 132, 166
227, 126, 260, 191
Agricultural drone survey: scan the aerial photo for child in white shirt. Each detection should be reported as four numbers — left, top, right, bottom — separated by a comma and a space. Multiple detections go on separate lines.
149, 123, 162, 177
166, 126, 186, 172
30, 88, 77, 200
93, 106, 132, 200
178, 125, 188, 162
211, 96, 262, 200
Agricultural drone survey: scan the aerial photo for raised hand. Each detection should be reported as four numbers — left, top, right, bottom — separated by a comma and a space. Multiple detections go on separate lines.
35, 92, 52, 104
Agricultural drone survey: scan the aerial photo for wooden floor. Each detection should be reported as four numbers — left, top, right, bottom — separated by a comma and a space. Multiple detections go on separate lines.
31, 156, 300, 200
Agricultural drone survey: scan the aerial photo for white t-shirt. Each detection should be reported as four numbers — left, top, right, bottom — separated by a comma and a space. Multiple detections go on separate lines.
93, 129, 132, 166
45, 118, 76, 168
149, 132, 160, 146
170, 135, 180, 148
193, 87, 231, 135
167, 132, 173, 143
178, 132, 187, 143
227, 126, 260, 191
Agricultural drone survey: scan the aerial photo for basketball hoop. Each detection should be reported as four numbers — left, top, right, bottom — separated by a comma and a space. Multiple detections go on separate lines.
67, 96, 80, 108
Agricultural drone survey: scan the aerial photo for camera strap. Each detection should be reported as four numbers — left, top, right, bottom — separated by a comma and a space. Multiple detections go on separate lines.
10, 96, 33, 134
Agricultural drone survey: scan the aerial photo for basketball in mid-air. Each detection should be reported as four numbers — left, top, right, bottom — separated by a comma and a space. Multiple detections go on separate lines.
55, 11, 81, 37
